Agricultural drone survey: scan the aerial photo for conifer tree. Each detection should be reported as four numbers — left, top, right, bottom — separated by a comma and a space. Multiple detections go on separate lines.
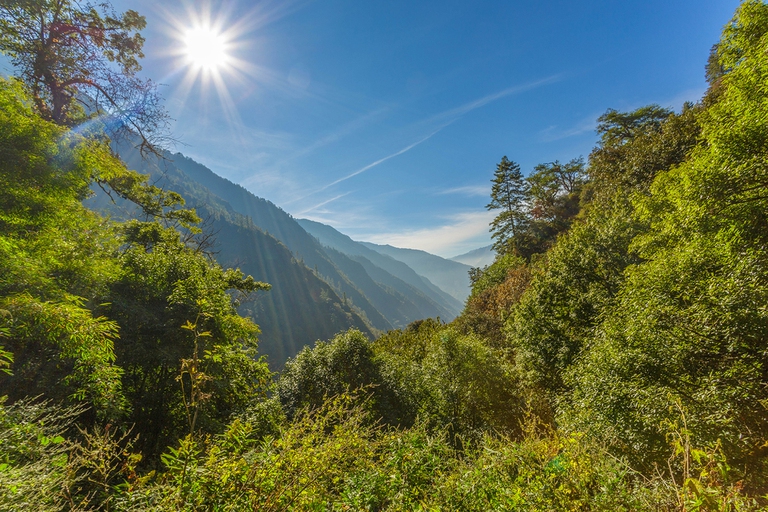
487, 156, 528, 254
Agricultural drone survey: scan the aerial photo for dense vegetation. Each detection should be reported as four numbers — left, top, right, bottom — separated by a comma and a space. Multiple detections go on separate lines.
2, 0, 768, 510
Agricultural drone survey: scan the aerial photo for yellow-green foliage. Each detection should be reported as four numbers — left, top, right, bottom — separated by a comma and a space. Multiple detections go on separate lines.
562, 0, 768, 486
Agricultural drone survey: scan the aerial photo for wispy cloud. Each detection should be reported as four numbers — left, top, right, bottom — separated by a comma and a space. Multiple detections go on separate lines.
295, 76, 562, 204
437, 185, 489, 197
295, 107, 390, 158
283, 123, 450, 207
423, 75, 562, 127
240, 107, 391, 193
322, 124, 449, 190
362, 210, 495, 257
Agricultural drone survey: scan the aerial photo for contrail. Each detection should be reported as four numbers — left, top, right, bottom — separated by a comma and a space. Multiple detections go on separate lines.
321, 124, 449, 190
426, 75, 561, 124
297, 192, 351, 216
293, 75, 561, 203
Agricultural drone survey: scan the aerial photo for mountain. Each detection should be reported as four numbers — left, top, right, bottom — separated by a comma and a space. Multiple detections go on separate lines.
451, 245, 495, 268
88, 148, 379, 367
169, 154, 468, 328
165, 153, 403, 332
360, 243, 472, 304
297, 218, 464, 321
91, 147, 478, 364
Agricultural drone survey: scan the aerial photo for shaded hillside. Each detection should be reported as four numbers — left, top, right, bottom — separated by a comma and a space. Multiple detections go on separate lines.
169, 154, 393, 332
88, 149, 377, 366
297, 218, 463, 319
361, 242, 472, 303
208, 214, 373, 365
322, 247, 455, 328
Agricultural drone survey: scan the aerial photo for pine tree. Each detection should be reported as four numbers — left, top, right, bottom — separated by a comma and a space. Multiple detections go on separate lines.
487, 156, 528, 254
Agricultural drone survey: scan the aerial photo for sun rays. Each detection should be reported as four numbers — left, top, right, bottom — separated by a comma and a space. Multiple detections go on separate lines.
156, 2, 262, 137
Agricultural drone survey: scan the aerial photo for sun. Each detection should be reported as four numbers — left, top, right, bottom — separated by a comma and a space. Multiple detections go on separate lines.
162, 4, 261, 130
184, 26, 229, 71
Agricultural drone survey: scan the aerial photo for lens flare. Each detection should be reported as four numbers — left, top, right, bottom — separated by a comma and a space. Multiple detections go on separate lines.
184, 27, 229, 71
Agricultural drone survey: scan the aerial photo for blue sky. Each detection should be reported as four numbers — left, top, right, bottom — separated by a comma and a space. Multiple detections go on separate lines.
109, 0, 739, 257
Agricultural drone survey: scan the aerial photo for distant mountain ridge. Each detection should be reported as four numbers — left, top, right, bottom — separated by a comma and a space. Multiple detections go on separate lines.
298, 218, 464, 320
360, 243, 472, 304
451, 245, 495, 268
169, 154, 397, 331
88, 147, 378, 366
89, 147, 480, 366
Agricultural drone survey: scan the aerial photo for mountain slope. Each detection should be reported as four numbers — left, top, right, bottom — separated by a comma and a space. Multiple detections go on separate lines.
451, 245, 495, 268
361, 243, 472, 303
165, 153, 394, 333
297, 218, 463, 318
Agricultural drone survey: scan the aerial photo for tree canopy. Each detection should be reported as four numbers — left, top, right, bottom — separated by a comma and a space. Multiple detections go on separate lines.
0, 0, 169, 152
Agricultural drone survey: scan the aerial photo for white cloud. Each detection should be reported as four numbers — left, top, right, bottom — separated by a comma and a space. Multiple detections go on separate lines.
437, 185, 488, 197
361, 210, 495, 258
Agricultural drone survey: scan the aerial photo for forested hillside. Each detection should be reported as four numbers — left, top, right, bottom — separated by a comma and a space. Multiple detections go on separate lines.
2, 1, 768, 510
97, 149, 470, 360
170, 154, 462, 331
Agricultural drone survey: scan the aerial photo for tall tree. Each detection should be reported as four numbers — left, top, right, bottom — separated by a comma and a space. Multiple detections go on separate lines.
0, 0, 168, 153
487, 156, 528, 254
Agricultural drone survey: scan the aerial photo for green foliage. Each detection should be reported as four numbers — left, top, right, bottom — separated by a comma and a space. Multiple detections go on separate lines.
115, 397, 762, 511
515, 157, 587, 257
595, 105, 673, 146
0, 79, 90, 236
0, 398, 77, 511
107, 220, 272, 458
410, 329, 524, 443
277, 329, 410, 427
1, 293, 124, 414
0, 79, 125, 414
467, 253, 526, 298
0, 397, 150, 511
507, 197, 642, 400
485, 154, 587, 260
136, 394, 379, 511
561, 0, 768, 491
458, 254, 530, 346
375, 322, 525, 443
4, 1, 768, 508
0, 78, 272, 459
587, 103, 701, 197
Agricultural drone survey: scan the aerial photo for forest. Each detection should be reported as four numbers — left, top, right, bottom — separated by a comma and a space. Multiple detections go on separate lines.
1, 0, 768, 510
